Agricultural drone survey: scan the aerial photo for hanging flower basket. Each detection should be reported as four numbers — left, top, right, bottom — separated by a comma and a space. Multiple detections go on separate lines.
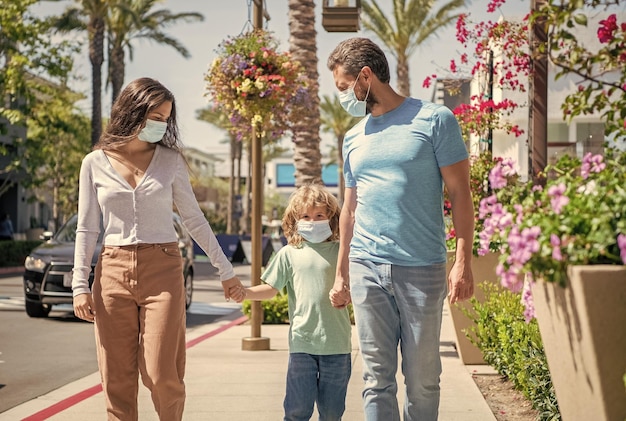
204, 30, 311, 141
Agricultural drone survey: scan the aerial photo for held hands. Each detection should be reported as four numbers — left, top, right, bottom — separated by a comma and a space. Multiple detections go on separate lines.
329, 278, 351, 309
221, 276, 246, 303
73, 293, 95, 322
447, 261, 474, 304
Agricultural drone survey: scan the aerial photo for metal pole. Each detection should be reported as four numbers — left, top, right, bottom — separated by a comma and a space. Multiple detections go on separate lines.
242, 0, 270, 351
253, 0, 263, 29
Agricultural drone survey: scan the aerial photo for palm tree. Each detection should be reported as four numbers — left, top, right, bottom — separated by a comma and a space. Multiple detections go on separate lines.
361, 0, 466, 96
288, 0, 322, 187
319, 94, 361, 203
106, 0, 203, 104
54, 0, 110, 146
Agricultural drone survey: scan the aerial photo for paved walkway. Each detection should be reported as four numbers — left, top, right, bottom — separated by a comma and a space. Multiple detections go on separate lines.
1, 264, 496, 421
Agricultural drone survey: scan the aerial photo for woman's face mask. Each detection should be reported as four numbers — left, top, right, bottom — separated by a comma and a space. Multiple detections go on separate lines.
339, 71, 371, 117
138, 119, 167, 143
297, 220, 332, 243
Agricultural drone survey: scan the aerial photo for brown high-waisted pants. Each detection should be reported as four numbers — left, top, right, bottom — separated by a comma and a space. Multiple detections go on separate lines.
92, 242, 186, 421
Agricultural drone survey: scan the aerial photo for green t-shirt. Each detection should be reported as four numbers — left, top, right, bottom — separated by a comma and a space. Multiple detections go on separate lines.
261, 241, 351, 355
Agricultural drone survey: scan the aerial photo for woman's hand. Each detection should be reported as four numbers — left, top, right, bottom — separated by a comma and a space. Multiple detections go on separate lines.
221, 276, 246, 303
73, 293, 95, 322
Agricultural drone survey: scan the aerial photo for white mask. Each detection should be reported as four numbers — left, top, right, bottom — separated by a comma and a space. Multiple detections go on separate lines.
138, 119, 167, 143
297, 220, 332, 243
339, 72, 370, 117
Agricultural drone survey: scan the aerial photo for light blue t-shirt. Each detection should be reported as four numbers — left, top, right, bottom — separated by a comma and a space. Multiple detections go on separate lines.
343, 97, 468, 266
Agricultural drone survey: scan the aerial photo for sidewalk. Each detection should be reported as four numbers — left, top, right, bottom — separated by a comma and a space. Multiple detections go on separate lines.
1, 264, 496, 421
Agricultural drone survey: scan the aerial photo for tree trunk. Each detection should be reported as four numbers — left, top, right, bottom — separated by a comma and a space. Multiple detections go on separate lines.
88, 15, 105, 146
110, 44, 125, 106
289, 0, 322, 187
397, 53, 410, 97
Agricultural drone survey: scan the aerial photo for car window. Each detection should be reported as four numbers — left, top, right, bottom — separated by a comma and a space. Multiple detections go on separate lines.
172, 214, 187, 241
54, 215, 104, 243
54, 215, 79, 242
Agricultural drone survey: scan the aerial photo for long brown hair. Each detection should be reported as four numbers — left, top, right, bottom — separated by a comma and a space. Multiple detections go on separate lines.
95, 77, 182, 150
282, 184, 341, 247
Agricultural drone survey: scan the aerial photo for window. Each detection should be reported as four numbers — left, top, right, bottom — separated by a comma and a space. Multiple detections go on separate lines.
275, 163, 339, 187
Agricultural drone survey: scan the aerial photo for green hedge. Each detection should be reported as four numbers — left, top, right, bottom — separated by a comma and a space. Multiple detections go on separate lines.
464, 282, 560, 420
242, 289, 355, 325
242, 291, 290, 324
0, 240, 43, 267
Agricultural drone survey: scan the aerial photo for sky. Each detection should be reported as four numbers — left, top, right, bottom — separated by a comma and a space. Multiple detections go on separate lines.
32, 0, 531, 157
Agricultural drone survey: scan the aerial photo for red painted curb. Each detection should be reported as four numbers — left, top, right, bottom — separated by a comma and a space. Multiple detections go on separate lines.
21, 385, 103, 421
21, 315, 249, 421
0, 266, 23, 275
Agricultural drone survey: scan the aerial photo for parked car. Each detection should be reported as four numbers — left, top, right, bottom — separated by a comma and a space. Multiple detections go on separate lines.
23, 213, 194, 318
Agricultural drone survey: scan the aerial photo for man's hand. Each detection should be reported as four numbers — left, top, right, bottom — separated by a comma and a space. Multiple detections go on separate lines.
329, 278, 351, 309
447, 261, 474, 304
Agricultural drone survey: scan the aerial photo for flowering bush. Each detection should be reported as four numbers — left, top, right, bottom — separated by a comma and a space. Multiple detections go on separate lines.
547, 10, 626, 136
423, 5, 529, 144
204, 30, 311, 141
445, 152, 516, 254
478, 149, 626, 320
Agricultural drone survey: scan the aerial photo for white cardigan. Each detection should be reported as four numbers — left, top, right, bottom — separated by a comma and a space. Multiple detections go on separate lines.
72, 145, 235, 296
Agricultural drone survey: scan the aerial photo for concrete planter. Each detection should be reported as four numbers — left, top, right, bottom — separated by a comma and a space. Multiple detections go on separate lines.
531, 265, 626, 421
26, 228, 44, 241
446, 251, 501, 365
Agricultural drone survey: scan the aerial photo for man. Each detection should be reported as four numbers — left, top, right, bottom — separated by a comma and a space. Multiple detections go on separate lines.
327, 38, 475, 421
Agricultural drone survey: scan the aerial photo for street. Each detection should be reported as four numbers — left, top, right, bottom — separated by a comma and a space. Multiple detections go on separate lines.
0, 260, 247, 414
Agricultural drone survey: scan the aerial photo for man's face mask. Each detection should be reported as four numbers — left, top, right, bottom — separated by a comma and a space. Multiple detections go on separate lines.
339, 71, 371, 117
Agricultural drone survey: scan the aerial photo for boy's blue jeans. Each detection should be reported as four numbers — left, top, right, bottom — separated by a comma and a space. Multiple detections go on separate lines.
283, 352, 352, 421
350, 259, 447, 421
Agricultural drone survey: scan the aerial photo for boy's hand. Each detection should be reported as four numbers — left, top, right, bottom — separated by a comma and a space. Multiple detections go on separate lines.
329, 281, 351, 309
222, 276, 246, 303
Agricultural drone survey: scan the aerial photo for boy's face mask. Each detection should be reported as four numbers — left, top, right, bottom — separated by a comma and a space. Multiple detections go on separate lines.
297, 220, 332, 243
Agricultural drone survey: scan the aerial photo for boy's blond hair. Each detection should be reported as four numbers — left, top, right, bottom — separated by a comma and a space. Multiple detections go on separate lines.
282, 184, 341, 247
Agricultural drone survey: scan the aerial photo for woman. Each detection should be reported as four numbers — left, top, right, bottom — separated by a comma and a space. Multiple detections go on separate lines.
72, 77, 246, 420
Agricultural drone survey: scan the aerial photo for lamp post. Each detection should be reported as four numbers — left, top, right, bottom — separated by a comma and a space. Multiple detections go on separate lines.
242, 0, 270, 351
322, 0, 362, 33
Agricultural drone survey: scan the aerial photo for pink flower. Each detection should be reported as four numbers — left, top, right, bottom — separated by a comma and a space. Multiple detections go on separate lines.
488, 158, 516, 189
618, 234, 626, 264
487, 0, 507, 13
597, 14, 618, 44
581, 153, 606, 179
550, 234, 563, 261
547, 183, 569, 214
496, 263, 524, 293
521, 275, 535, 322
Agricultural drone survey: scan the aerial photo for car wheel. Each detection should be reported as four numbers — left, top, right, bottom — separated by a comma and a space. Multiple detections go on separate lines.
184, 270, 193, 310
25, 299, 51, 318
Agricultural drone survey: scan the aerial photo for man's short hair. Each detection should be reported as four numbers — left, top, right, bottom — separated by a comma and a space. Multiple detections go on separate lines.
327, 37, 390, 84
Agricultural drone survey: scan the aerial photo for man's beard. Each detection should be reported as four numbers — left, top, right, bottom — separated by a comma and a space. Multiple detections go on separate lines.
365, 91, 378, 114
